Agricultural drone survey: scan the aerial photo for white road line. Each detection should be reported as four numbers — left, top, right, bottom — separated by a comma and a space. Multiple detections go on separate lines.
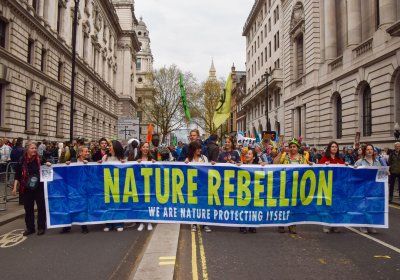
346, 227, 400, 254
389, 204, 400, 210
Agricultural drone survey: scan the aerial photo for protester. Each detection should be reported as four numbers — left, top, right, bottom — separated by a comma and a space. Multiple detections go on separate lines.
12, 142, 51, 236
135, 142, 155, 231
254, 143, 270, 164
101, 140, 126, 232
178, 129, 207, 161
319, 141, 346, 233
355, 144, 381, 234
176, 141, 184, 158
206, 134, 220, 162
217, 137, 241, 164
239, 149, 259, 234
60, 145, 91, 234
38, 140, 46, 157
92, 138, 109, 162
0, 138, 12, 162
126, 138, 140, 161
185, 141, 211, 233
388, 142, 400, 203
299, 142, 310, 162
274, 138, 309, 234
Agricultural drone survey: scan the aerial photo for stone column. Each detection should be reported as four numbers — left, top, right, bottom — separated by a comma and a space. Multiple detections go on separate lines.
324, 0, 337, 60
347, 0, 362, 46
37, 0, 44, 18
379, 0, 396, 28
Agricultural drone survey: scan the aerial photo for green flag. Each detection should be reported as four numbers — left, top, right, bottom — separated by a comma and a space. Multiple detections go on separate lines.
173, 135, 177, 146
213, 73, 232, 129
179, 74, 191, 121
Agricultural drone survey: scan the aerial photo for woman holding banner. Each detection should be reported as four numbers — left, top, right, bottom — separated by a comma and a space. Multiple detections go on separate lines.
102, 140, 126, 232
12, 142, 52, 236
217, 137, 241, 164
239, 149, 259, 234
274, 138, 309, 234
355, 144, 382, 234
319, 141, 346, 233
135, 142, 156, 231
186, 141, 212, 233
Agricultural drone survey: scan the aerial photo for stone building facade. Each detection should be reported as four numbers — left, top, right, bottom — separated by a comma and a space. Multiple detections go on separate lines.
0, 0, 140, 142
134, 17, 155, 141
242, 0, 284, 138
243, 0, 400, 147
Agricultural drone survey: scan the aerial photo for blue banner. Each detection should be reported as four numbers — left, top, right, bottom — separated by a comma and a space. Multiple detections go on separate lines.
44, 162, 388, 228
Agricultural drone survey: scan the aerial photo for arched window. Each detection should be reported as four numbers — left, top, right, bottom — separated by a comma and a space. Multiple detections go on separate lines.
362, 85, 372, 136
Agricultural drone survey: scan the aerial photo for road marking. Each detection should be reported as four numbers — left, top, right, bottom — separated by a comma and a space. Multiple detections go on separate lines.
159, 256, 176, 260
346, 227, 400, 254
197, 228, 209, 280
389, 204, 400, 210
191, 231, 199, 280
0, 229, 27, 248
374, 255, 391, 259
159, 261, 175, 265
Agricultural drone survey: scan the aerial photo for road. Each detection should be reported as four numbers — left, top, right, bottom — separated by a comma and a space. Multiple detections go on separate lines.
175, 204, 400, 280
0, 219, 151, 280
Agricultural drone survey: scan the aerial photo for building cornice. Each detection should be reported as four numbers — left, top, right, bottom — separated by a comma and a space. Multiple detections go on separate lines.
242, 0, 263, 36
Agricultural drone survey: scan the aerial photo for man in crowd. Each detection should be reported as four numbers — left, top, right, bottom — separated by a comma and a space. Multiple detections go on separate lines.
178, 129, 207, 161
92, 138, 109, 162
0, 138, 12, 162
206, 134, 219, 162
388, 142, 400, 203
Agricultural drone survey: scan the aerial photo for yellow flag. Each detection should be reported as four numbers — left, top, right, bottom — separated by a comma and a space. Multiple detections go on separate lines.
213, 73, 232, 129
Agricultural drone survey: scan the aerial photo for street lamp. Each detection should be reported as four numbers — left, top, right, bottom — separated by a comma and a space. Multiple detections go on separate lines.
264, 70, 271, 131
70, 0, 80, 143
394, 122, 400, 140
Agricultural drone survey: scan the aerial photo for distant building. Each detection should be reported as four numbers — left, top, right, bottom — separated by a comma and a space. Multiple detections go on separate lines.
228, 64, 246, 135
135, 17, 156, 142
0, 0, 141, 142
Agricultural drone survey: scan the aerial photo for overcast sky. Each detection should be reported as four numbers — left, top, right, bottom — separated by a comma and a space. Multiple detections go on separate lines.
134, 0, 254, 82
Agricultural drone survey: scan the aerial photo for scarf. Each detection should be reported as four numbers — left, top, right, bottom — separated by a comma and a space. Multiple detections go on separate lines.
21, 154, 41, 193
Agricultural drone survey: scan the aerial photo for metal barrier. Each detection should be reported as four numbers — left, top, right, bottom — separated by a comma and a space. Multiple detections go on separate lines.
0, 162, 19, 211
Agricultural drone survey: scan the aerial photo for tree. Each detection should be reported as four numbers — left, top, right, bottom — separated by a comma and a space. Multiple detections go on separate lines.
144, 64, 198, 142
190, 77, 224, 135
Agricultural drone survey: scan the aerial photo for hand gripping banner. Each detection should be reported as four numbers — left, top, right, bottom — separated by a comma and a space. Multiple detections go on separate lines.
44, 162, 389, 228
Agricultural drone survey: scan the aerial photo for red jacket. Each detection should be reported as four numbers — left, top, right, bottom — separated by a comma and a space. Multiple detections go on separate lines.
319, 156, 345, 164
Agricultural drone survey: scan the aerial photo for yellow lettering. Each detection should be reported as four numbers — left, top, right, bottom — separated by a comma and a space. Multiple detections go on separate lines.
317, 170, 333, 206
187, 169, 198, 205
123, 168, 138, 203
254, 171, 265, 207
224, 170, 235, 206
291, 171, 299, 206
104, 168, 119, 203
208, 170, 221, 205
172, 168, 185, 204
279, 171, 289, 206
266, 171, 276, 206
141, 168, 153, 203
156, 168, 169, 204
237, 170, 251, 207
300, 170, 316, 205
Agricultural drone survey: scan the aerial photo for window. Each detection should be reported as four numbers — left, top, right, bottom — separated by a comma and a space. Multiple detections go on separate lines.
277, 31, 280, 48
25, 91, 34, 131
268, 18, 271, 32
268, 42, 271, 57
32, 0, 38, 12
0, 18, 6, 48
230, 112, 233, 132
83, 79, 88, 97
336, 95, 342, 139
83, 34, 89, 61
136, 58, 142, 71
41, 48, 47, 72
39, 96, 46, 133
276, 5, 279, 21
57, 3, 62, 34
261, 52, 263, 66
296, 34, 304, 78
27, 39, 35, 64
274, 34, 277, 51
56, 104, 63, 136
58, 61, 64, 82
265, 47, 267, 61
362, 85, 372, 136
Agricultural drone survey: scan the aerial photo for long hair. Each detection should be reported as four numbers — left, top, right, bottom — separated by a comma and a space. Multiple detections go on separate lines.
111, 140, 125, 160
362, 143, 375, 161
135, 142, 153, 161
225, 137, 236, 151
247, 149, 259, 164
187, 141, 202, 161
23, 141, 37, 160
325, 141, 340, 159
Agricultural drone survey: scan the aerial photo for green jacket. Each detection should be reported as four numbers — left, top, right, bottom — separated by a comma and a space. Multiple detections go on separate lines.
388, 151, 400, 174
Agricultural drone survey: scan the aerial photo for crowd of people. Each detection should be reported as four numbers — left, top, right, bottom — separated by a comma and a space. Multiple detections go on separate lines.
0, 132, 399, 237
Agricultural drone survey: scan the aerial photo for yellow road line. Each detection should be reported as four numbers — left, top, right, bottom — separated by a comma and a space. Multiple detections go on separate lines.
389, 204, 400, 210
159, 261, 175, 265
191, 231, 199, 280
197, 228, 209, 280
159, 256, 176, 260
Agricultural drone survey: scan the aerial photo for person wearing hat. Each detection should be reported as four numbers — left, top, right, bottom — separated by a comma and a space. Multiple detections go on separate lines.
274, 138, 309, 234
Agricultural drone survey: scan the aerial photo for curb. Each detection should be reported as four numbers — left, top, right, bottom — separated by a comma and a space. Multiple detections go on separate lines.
0, 208, 25, 227
131, 223, 180, 280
